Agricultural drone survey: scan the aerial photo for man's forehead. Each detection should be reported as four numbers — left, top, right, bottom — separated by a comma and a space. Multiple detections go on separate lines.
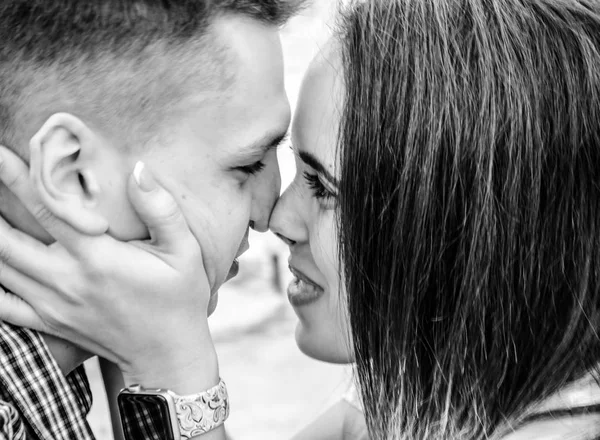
172, 17, 291, 163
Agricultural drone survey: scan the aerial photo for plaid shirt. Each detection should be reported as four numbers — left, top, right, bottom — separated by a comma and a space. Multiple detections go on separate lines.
0, 322, 96, 440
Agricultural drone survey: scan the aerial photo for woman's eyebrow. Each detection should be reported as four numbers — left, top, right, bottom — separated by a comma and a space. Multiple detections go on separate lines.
298, 150, 339, 187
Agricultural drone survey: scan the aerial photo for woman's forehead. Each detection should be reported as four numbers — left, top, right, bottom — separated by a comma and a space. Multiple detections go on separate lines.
291, 43, 344, 173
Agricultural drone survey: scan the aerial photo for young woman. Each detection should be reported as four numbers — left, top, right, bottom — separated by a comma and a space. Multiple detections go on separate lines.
1, 0, 600, 439
335, 1, 600, 438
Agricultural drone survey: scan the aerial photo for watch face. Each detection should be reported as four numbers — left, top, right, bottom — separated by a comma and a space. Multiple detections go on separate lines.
118, 393, 177, 440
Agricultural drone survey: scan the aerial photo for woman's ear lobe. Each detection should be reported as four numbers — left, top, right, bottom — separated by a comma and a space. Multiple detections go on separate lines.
29, 113, 109, 235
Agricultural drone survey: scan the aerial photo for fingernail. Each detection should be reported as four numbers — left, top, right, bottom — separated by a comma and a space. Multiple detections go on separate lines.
133, 161, 158, 192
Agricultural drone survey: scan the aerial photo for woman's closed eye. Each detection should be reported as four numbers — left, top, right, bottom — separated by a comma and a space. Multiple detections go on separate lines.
303, 171, 336, 206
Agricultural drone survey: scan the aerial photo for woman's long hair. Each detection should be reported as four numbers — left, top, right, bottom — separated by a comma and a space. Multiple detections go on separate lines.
337, 0, 600, 438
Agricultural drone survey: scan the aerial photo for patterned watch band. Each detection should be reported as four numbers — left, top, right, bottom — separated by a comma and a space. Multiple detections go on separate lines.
174, 379, 230, 439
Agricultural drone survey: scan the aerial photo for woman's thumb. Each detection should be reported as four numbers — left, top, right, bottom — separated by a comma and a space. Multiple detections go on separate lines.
128, 162, 196, 256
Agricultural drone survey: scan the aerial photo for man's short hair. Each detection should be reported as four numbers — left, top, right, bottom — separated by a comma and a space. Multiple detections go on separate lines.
0, 0, 304, 152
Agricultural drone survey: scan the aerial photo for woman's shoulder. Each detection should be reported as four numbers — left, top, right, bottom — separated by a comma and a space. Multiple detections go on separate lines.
501, 414, 600, 440
501, 371, 600, 440
342, 381, 363, 412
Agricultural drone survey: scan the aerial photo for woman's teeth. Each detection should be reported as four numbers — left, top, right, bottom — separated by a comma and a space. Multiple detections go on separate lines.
289, 277, 319, 295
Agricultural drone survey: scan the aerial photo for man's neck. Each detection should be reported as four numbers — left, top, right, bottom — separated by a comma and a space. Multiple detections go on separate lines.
43, 334, 93, 376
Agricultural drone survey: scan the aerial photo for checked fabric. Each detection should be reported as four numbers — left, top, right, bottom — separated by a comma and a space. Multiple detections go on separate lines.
0, 322, 95, 440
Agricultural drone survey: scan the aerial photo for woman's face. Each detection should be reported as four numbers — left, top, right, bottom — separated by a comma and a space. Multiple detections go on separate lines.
269, 45, 353, 363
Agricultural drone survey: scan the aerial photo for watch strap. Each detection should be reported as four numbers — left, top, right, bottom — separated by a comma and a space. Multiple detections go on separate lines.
174, 378, 229, 439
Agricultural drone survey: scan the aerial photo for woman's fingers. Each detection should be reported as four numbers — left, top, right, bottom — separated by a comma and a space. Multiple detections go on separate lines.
0, 213, 62, 283
0, 263, 55, 305
0, 146, 198, 271
0, 288, 46, 333
0, 145, 91, 255
129, 162, 199, 259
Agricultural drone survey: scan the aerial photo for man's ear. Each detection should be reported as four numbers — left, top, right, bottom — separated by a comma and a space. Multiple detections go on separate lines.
29, 112, 109, 235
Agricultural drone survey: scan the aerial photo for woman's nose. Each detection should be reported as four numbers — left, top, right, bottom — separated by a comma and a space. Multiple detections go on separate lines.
269, 183, 309, 245
274, 232, 296, 247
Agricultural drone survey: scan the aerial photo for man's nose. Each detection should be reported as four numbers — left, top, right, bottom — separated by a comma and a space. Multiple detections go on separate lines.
249, 165, 282, 233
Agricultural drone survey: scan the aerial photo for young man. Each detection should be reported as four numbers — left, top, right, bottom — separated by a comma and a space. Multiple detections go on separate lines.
0, 0, 301, 438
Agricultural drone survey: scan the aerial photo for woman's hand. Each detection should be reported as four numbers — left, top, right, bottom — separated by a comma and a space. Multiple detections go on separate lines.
0, 146, 217, 390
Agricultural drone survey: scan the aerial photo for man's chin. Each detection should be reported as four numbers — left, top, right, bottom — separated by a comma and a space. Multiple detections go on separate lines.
207, 291, 219, 317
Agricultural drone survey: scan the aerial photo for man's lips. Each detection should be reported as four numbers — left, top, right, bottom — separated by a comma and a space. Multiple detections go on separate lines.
225, 235, 249, 282
236, 231, 250, 259
225, 259, 239, 281
237, 240, 249, 259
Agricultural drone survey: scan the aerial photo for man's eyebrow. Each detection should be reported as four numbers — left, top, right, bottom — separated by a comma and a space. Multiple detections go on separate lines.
298, 150, 339, 187
241, 131, 289, 158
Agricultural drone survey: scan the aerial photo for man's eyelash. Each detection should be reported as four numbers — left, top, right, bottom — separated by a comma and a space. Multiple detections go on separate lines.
303, 171, 335, 200
238, 161, 266, 175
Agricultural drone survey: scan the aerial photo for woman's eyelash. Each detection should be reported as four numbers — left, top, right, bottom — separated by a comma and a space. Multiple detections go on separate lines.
238, 160, 266, 175
303, 171, 335, 200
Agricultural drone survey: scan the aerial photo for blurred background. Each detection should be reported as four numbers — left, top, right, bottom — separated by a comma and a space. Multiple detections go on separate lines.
84, 2, 355, 439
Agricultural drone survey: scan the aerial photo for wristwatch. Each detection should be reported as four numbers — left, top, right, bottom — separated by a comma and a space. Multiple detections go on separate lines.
118, 378, 229, 440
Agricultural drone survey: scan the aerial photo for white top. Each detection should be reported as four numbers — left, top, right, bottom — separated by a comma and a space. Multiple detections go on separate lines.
342, 382, 364, 412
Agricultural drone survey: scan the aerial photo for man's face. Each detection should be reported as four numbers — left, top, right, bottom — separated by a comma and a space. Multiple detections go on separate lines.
125, 15, 290, 310
0, 14, 289, 315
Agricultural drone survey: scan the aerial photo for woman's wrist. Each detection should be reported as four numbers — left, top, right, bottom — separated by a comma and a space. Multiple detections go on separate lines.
122, 344, 220, 395
121, 319, 220, 395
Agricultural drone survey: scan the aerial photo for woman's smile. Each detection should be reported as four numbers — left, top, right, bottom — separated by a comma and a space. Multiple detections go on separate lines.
287, 264, 325, 307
